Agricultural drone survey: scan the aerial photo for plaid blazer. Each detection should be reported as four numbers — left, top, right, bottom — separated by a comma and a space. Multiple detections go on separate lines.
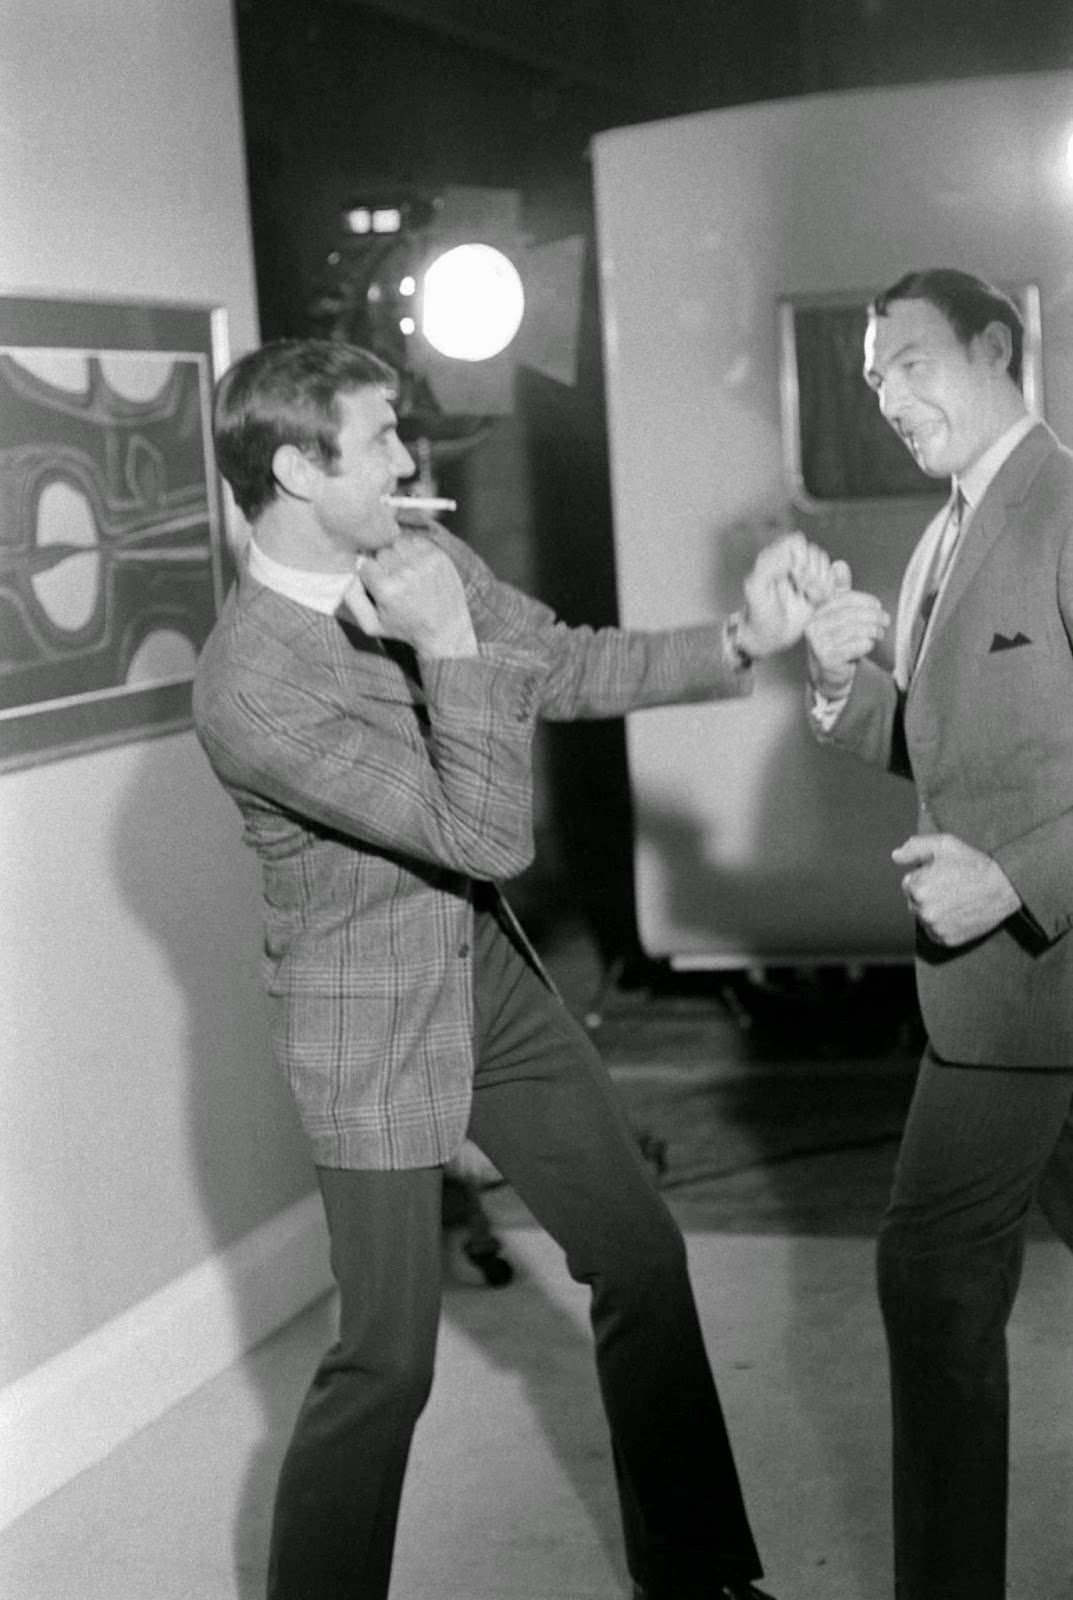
193, 526, 750, 1167
816, 423, 1073, 1065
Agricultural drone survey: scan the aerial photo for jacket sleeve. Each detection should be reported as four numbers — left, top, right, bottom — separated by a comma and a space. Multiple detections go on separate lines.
807, 657, 913, 779
992, 812, 1073, 944
987, 523, 1073, 942
194, 642, 541, 882
438, 527, 754, 717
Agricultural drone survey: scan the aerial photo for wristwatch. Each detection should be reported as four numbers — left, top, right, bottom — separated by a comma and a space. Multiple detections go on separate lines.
724, 610, 754, 670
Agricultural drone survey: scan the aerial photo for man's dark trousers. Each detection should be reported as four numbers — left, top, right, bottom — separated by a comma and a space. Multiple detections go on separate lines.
266, 904, 762, 1599
878, 1046, 1073, 1600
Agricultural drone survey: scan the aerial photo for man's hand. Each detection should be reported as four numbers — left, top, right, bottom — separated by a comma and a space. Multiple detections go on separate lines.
342, 534, 478, 657
892, 832, 1021, 946
736, 533, 837, 657
805, 561, 889, 698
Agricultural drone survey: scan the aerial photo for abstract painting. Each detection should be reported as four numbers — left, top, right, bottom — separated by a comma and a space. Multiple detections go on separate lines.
0, 295, 231, 771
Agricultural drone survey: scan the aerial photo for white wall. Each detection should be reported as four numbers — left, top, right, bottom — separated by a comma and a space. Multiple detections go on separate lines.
0, 0, 328, 1525
593, 72, 1073, 966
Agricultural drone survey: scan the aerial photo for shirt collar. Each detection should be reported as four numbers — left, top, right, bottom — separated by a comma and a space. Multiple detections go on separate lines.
246, 537, 353, 616
955, 412, 1037, 515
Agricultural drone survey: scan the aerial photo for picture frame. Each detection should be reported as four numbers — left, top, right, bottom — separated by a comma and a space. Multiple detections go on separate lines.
777, 284, 1044, 511
0, 294, 232, 773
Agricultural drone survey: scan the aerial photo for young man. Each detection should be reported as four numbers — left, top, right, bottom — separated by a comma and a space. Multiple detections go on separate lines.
194, 337, 838, 1600
806, 269, 1073, 1600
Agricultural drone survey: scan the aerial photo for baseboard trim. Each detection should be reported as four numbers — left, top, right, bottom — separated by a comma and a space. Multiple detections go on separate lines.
0, 1190, 333, 1532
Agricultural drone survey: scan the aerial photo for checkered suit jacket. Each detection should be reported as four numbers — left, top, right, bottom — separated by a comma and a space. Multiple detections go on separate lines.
194, 526, 751, 1167
815, 422, 1073, 1065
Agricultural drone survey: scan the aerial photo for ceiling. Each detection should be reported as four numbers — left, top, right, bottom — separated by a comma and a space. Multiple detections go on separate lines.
326, 0, 1073, 117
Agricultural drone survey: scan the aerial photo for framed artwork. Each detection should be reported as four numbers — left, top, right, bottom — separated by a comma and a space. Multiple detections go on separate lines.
778, 284, 1043, 510
0, 294, 232, 773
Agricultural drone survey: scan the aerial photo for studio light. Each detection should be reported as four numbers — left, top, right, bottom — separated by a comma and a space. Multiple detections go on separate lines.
421, 244, 526, 362
308, 184, 585, 488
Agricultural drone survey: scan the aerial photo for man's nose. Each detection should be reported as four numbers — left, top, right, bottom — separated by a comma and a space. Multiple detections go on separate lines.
879, 380, 908, 424
394, 440, 416, 478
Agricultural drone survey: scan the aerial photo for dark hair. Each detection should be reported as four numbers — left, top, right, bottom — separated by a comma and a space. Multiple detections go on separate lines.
870, 268, 1023, 386
212, 339, 397, 519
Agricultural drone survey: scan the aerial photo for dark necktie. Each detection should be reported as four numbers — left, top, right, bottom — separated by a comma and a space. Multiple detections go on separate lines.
908, 487, 965, 675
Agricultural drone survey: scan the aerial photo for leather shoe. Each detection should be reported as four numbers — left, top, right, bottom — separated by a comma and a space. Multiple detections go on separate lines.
632, 1583, 776, 1599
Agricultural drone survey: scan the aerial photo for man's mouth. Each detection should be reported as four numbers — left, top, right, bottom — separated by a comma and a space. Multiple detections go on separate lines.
901, 422, 936, 455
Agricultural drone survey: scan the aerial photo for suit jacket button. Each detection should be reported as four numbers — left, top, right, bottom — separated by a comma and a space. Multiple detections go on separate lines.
458, 942, 471, 958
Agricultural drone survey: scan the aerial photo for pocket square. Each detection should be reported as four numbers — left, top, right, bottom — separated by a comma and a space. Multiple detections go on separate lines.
990, 630, 1032, 652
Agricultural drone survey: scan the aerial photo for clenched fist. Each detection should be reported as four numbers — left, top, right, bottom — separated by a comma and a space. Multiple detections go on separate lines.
805, 561, 890, 699
343, 535, 479, 658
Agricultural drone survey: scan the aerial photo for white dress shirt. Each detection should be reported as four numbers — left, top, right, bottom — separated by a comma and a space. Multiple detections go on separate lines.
247, 537, 354, 615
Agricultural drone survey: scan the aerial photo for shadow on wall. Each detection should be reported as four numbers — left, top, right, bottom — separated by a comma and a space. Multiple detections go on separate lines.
535, 503, 918, 976
109, 734, 317, 1595
634, 693, 916, 963
624, 492, 921, 967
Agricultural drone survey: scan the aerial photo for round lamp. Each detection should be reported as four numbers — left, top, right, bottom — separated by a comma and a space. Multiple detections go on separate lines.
421, 244, 525, 362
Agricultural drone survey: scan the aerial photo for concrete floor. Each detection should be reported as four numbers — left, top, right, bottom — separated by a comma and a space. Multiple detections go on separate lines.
3, 931, 1072, 1599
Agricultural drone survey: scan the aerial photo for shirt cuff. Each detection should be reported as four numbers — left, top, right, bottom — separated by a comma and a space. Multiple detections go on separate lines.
808, 685, 851, 731
722, 612, 755, 674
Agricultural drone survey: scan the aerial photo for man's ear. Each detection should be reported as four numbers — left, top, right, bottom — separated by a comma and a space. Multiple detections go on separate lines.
272, 442, 315, 501
979, 319, 1014, 375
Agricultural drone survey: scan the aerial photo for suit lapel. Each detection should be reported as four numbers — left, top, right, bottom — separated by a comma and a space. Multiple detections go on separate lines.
925, 490, 1008, 645
915, 422, 1056, 671
334, 617, 426, 702
239, 567, 423, 703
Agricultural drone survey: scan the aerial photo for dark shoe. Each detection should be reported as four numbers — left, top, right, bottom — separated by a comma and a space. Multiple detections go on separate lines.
632, 1584, 776, 1600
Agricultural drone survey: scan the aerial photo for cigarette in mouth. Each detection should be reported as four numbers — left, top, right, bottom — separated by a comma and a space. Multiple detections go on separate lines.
382, 495, 457, 512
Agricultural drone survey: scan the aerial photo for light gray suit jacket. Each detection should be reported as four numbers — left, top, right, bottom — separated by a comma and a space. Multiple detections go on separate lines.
817, 422, 1073, 1065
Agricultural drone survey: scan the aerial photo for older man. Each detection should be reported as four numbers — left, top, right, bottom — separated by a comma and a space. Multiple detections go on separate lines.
806, 268, 1073, 1600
